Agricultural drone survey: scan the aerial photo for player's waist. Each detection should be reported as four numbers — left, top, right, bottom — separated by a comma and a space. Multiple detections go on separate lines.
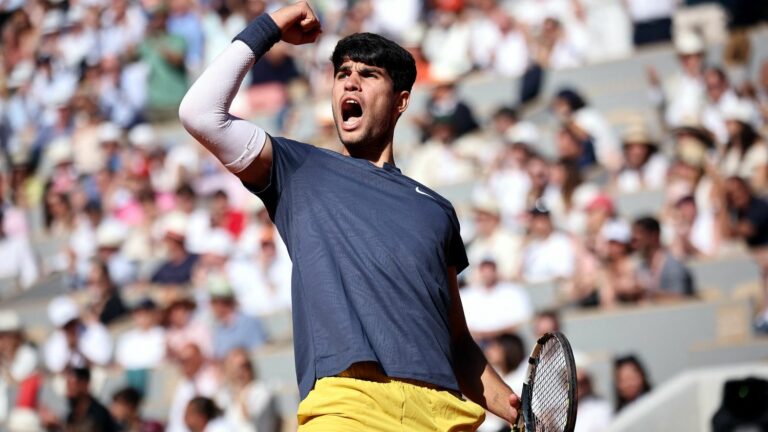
335, 362, 456, 394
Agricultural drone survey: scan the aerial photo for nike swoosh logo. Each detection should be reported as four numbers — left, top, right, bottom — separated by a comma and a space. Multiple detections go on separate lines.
415, 186, 435, 200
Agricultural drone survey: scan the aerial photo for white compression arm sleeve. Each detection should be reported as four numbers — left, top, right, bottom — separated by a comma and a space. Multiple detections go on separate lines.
178, 40, 266, 173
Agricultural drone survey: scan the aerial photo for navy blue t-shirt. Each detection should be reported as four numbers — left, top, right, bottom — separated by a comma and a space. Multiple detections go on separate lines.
248, 136, 468, 399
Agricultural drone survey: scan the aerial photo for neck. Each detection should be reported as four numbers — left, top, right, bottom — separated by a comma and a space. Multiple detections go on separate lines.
341, 135, 396, 168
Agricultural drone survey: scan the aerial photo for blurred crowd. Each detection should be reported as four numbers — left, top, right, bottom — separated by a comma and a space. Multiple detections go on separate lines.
1, 0, 768, 430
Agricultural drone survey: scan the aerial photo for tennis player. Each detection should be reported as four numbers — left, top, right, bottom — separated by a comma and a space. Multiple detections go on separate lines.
179, 2, 520, 430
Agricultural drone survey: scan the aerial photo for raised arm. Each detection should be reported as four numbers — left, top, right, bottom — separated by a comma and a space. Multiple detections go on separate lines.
178, 2, 321, 189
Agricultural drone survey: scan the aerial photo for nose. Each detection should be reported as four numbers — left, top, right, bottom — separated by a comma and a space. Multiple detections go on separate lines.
344, 71, 361, 91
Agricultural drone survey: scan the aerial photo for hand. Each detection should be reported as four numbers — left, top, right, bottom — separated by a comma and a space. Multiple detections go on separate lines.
646, 65, 661, 87
508, 392, 522, 425
270, 1, 322, 46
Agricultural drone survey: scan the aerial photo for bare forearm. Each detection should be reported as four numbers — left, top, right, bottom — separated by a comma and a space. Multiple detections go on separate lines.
455, 335, 517, 423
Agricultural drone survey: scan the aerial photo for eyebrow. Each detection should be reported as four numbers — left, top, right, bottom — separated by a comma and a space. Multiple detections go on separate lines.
337, 65, 384, 75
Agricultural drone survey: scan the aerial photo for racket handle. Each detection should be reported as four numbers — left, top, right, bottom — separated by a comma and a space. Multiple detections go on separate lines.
511, 424, 525, 432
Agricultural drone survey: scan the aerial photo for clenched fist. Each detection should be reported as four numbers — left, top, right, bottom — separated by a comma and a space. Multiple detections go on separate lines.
270, 1, 322, 45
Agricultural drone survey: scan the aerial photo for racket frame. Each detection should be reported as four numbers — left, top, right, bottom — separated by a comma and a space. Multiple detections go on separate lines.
512, 331, 578, 432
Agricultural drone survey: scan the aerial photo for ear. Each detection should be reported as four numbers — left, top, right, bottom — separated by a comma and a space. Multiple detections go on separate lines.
396, 90, 410, 116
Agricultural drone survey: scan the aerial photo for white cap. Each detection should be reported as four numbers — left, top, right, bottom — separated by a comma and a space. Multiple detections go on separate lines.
721, 98, 756, 124
41, 9, 65, 35
98, 122, 122, 143
203, 230, 233, 257
128, 124, 156, 149
505, 122, 540, 145
675, 31, 705, 55
7, 62, 34, 89
46, 137, 73, 166
48, 296, 80, 328
471, 189, 500, 216
96, 221, 127, 248
163, 212, 188, 239
601, 219, 631, 244
7, 408, 44, 432
0, 310, 21, 332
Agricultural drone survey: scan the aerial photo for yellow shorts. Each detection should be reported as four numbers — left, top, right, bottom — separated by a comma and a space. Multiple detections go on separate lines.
297, 362, 486, 431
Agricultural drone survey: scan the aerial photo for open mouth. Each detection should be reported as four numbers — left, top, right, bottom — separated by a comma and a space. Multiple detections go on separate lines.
341, 98, 363, 129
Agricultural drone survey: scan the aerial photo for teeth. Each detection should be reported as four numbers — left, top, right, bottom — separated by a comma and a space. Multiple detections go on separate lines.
345, 99, 358, 105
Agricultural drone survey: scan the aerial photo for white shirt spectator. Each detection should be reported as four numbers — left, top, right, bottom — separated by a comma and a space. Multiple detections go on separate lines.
701, 89, 740, 145
492, 29, 530, 78
0, 235, 39, 290
42, 323, 113, 373
521, 232, 576, 283
99, 4, 146, 58
408, 141, 476, 187
574, 395, 613, 432
422, 14, 473, 80
466, 230, 523, 281
167, 365, 220, 432
461, 282, 533, 334
370, 0, 420, 38
115, 326, 166, 370
228, 257, 292, 317
215, 381, 280, 432
573, 107, 621, 170
616, 154, 669, 193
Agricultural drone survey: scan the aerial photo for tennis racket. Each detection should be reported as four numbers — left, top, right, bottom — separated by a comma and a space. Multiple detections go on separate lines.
511, 331, 578, 432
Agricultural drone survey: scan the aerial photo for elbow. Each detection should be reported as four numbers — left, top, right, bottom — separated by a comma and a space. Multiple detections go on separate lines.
178, 91, 201, 134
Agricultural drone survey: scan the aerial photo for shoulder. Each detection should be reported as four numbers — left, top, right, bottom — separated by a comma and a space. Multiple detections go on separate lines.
402, 176, 458, 215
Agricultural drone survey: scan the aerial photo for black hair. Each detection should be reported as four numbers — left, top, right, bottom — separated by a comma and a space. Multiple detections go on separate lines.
614, 354, 652, 411
633, 216, 661, 236
187, 397, 222, 421
331, 33, 417, 94
176, 183, 196, 199
493, 106, 519, 121
555, 88, 587, 111
496, 333, 526, 374
112, 386, 142, 408
68, 366, 91, 382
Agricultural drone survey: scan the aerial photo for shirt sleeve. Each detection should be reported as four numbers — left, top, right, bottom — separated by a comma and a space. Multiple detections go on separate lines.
446, 208, 469, 273
246, 136, 312, 219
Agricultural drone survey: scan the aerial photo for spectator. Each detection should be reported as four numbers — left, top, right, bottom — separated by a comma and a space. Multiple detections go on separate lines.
64, 367, 120, 432
701, 66, 740, 145
461, 259, 533, 342
95, 221, 137, 288
519, 206, 576, 283
614, 354, 652, 412
137, 6, 188, 122
115, 298, 166, 395
667, 195, 720, 259
7, 408, 45, 432
723, 176, 768, 331
0, 208, 39, 290
574, 361, 613, 432
552, 88, 621, 171
184, 396, 230, 432
648, 31, 706, 128
533, 309, 561, 338
84, 261, 128, 325
631, 216, 697, 299
151, 213, 199, 286
0, 310, 40, 423
208, 275, 267, 360
415, 81, 479, 141
479, 333, 527, 432
168, 0, 205, 73
110, 386, 164, 432
408, 119, 476, 187
168, 343, 220, 432
42, 296, 113, 374
165, 296, 213, 360
673, 0, 728, 45
229, 235, 292, 317
422, 10, 473, 80
614, 122, 669, 193
215, 348, 281, 432
466, 195, 522, 281
719, 99, 767, 190
600, 220, 644, 307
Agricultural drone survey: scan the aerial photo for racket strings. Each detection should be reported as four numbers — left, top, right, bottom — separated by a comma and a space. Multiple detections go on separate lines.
530, 339, 570, 432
